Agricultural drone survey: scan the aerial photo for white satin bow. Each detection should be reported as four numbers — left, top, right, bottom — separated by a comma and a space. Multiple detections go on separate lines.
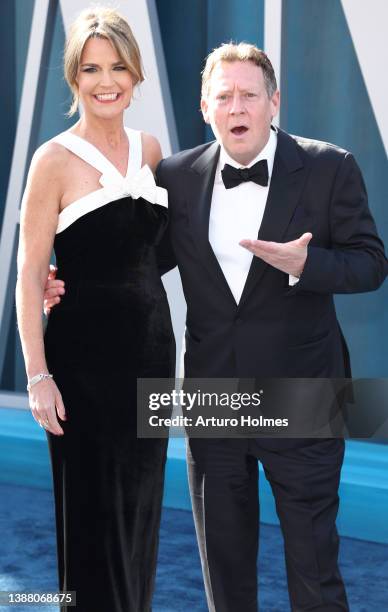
99, 164, 168, 208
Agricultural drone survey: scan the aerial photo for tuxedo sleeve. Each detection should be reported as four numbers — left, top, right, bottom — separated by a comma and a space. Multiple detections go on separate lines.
291, 152, 387, 294
155, 159, 177, 275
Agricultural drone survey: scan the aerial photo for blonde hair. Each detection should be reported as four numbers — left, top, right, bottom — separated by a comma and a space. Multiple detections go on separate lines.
201, 42, 277, 100
64, 6, 144, 116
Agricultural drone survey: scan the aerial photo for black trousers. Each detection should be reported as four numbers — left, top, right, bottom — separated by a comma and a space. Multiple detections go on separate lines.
187, 438, 349, 612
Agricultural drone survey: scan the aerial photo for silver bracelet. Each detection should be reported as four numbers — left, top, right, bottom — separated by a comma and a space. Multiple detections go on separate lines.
27, 373, 53, 391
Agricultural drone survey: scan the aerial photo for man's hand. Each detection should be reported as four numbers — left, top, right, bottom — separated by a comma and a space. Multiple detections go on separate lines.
44, 265, 65, 315
239, 232, 313, 278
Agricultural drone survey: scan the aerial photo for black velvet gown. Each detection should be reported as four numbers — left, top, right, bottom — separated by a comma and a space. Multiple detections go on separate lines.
44, 129, 175, 612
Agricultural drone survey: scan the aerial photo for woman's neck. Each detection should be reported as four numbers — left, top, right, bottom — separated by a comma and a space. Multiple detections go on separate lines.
74, 113, 127, 150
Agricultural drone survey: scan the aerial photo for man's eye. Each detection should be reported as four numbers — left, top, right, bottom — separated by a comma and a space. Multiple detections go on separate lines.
217, 95, 228, 101
246, 93, 256, 98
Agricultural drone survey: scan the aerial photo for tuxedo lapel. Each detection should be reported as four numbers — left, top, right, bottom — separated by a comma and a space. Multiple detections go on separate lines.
187, 142, 237, 305
239, 130, 307, 308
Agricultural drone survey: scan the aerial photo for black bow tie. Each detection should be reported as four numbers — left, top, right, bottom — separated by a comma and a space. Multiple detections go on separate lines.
221, 159, 269, 189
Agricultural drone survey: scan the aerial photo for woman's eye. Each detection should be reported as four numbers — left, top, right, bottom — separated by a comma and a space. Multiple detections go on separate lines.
81, 66, 127, 73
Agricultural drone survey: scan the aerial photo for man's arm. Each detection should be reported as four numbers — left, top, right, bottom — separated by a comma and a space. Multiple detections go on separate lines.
298, 152, 387, 293
241, 153, 387, 294
240, 233, 312, 279
43, 265, 65, 314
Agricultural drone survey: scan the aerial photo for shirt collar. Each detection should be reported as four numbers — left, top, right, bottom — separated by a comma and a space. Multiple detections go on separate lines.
217, 125, 277, 184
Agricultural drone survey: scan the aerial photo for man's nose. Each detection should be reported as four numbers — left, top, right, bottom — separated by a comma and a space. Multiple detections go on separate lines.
229, 94, 245, 114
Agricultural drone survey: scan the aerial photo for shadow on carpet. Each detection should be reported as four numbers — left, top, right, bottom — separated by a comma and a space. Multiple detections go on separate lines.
0, 484, 387, 611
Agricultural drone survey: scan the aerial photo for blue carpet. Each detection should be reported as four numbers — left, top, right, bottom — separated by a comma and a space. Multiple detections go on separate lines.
0, 483, 387, 611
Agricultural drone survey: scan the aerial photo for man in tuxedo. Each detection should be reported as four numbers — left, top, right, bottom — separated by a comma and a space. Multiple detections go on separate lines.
45, 44, 387, 611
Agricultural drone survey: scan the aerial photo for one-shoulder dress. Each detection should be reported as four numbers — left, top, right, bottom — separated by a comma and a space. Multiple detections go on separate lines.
44, 128, 175, 612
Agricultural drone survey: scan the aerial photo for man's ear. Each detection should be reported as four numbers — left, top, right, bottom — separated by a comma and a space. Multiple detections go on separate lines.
200, 97, 210, 124
270, 90, 280, 120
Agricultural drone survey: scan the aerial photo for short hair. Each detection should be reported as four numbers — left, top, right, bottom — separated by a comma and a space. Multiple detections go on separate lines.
64, 7, 144, 116
201, 42, 277, 100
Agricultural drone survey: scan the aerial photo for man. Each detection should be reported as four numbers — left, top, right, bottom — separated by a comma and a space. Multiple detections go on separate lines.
45, 44, 387, 611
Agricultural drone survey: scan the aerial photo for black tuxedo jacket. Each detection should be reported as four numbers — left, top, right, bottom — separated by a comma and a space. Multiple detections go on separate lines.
156, 129, 387, 383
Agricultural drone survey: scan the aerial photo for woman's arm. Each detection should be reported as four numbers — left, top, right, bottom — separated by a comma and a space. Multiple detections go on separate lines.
16, 143, 67, 435
141, 132, 162, 172
141, 133, 177, 273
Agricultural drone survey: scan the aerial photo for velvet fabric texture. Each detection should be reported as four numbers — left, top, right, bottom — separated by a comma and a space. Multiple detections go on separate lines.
44, 196, 175, 612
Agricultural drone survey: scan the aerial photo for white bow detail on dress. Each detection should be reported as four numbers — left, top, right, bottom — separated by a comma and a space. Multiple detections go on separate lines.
99, 164, 168, 208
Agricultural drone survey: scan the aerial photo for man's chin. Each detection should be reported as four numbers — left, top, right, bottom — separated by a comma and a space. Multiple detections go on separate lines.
225, 145, 257, 167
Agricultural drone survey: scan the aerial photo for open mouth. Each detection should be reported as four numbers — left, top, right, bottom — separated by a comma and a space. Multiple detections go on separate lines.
231, 126, 249, 136
93, 93, 121, 103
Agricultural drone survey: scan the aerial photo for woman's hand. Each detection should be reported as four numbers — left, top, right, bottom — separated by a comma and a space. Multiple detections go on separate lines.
16, 142, 67, 434
29, 378, 67, 436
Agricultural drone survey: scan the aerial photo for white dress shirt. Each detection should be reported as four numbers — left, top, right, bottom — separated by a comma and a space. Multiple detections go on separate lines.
209, 128, 278, 304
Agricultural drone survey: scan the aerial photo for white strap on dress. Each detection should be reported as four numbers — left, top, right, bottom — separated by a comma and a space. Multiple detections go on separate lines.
53, 127, 167, 234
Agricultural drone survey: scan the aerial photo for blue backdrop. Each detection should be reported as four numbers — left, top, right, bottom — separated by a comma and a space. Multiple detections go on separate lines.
0, 0, 387, 393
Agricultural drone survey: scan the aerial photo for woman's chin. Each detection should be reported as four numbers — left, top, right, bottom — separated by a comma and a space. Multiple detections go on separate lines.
84, 105, 126, 120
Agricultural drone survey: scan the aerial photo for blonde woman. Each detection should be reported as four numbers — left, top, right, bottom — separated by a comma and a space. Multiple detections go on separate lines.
16, 7, 175, 611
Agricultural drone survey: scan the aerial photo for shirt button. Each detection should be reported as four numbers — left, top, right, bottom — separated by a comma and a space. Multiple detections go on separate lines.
235, 317, 242, 325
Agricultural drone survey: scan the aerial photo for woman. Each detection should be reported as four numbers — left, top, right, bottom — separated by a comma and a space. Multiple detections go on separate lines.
16, 7, 175, 611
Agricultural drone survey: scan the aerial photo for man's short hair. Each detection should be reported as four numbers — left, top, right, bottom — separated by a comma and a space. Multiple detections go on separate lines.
201, 42, 277, 100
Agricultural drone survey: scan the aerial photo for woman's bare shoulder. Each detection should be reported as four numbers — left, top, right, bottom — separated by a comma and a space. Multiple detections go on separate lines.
23, 140, 73, 206
141, 132, 163, 172
31, 140, 71, 175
